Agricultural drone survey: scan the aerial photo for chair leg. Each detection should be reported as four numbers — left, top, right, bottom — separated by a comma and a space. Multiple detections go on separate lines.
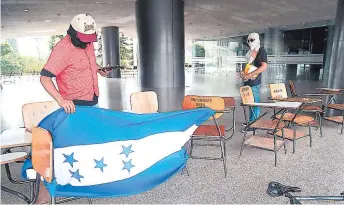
221, 139, 227, 178
341, 122, 344, 135
293, 128, 296, 154
239, 132, 247, 158
181, 165, 190, 177
30, 173, 41, 205
1, 186, 31, 204
309, 123, 312, 147
319, 114, 323, 138
282, 129, 287, 154
51, 196, 56, 205
189, 139, 194, 157
274, 150, 277, 167
293, 139, 296, 154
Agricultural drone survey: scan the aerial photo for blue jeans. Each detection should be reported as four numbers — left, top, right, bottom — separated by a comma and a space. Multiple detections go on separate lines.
249, 85, 261, 122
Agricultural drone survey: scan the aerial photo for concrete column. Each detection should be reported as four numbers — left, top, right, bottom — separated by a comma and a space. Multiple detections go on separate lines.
135, 0, 185, 89
264, 28, 284, 55
101, 26, 121, 78
322, 25, 335, 84
327, 0, 344, 116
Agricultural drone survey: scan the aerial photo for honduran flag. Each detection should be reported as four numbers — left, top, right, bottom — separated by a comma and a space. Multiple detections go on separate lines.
22, 106, 215, 198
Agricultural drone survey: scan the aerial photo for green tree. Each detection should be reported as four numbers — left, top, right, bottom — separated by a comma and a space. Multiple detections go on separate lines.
48, 34, 65, 51
96, 34, 103, 66
120, 36, 133, 67
192, 44, 205, 57
0, 42, 24, 74
20, 56, 45, 73
95, 34, 134, 68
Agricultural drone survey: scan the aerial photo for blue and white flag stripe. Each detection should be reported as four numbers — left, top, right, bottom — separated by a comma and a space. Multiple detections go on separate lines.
49, 149, 188, 198
54, 125, 197, 186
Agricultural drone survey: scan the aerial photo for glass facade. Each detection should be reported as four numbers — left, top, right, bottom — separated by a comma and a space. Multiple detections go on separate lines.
191, 25, 332, 83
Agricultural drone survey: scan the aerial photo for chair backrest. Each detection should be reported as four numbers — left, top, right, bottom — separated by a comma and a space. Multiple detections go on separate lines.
182, 95, 225, 119
239, 86, 254, 104
130, 91, 158, 114
269, 83, 288, 99
289, 80, 297, 97
32, 127, 53, 183
22, 101, 59, 132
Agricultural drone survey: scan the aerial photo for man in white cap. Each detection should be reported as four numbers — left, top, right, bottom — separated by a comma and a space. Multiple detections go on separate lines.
241, 33, 268, 126
40, 13, 110, 114
36, 13, 110, 204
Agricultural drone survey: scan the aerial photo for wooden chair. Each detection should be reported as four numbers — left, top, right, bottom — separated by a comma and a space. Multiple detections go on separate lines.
182, 95, 228, 177
1, 101, 58, 193
288, 80, 324, 137
270, 83, 319, 131
130, 91, 158, 114
30, 127, 92, 204
323, 104, 344, 134
269, 83, 313, 153
239, 86, 287, 166
22, 101, 59, 133
270, 83, 288, 99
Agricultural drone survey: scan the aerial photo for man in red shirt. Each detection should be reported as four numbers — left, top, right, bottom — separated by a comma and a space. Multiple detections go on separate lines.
36, 13, 109, 204
40, 13, 110, 113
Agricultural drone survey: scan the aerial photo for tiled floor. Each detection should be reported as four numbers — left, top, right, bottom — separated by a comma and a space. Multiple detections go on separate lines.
1, 73, 344, 204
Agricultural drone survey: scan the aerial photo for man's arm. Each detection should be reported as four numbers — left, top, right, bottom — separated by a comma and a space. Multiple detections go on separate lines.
244, 49, 268, 80
244, 62, 268, 79
41, 42, 76, 113
40, 75, 75, 113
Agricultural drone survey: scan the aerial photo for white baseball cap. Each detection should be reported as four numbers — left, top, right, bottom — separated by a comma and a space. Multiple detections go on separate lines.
70, 13, 97, 42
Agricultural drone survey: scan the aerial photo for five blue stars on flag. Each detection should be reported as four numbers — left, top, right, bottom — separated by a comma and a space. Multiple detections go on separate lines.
62, 144, 135, 182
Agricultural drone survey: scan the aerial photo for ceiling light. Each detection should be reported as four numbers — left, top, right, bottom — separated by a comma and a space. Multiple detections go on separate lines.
23, 9, 29, 12
45, 20, 51, 22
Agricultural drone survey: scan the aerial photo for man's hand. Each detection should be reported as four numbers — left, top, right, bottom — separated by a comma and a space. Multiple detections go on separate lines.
40, 76, 75, 114
57, 98, 76, 113
243, 73, 252, 80
98, 64, 112, 77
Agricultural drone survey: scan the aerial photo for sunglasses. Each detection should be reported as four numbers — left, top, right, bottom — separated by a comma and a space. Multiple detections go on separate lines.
247, 39, 255, 43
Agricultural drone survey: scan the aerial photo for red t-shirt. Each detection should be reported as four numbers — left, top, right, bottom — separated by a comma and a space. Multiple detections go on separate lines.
43, 36, 99, 102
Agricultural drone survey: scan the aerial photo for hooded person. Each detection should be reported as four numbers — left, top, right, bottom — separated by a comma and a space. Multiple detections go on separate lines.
241, 33, 268, 127
36, 15, 112, 202
243, 33, 261, 81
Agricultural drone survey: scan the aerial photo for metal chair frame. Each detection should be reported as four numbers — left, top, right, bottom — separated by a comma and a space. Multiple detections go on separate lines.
222, 97, 236, 139
273, 104, 313, 154
182, 95, 227, 177
188, 113, 227, 177
240, 107, 287, 167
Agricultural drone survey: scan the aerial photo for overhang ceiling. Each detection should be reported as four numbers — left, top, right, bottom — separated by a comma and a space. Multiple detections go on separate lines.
0, 0, 338, 40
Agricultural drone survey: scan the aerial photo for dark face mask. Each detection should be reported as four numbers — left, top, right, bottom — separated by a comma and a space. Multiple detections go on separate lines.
67, 25, 90, 49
